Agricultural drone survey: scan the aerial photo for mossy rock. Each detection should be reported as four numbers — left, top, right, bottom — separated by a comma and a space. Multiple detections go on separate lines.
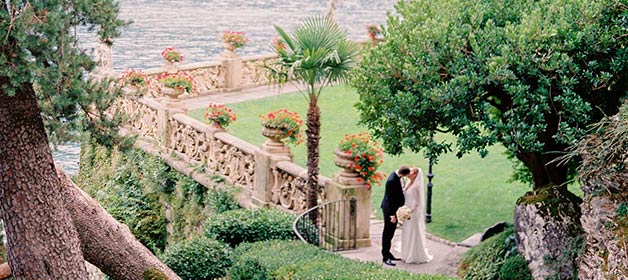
142, 268, 168, 280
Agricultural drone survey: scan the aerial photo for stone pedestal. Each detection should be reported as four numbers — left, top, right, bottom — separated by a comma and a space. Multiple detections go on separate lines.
163, 61, 178, 74
220, 50, 242, 90
252, 149, 273, 208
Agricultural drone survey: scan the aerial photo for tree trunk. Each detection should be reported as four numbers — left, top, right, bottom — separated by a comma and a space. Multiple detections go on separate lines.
517, 151, 568, 190
0, 85, 88, 279
306, 96, 321, 222
55, 167, 181, 280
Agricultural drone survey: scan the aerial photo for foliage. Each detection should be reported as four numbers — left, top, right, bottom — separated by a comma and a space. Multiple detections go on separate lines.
142, 268, 169, 280
350, 0, 628, 188
566, 101, 628, 193
366, 24, 381, 37
77, 140, 230, 246
188, 85, 536, 242
0, 1, 129, 146
498, 255, 532, 280
337, 132, 386, 187
458, 227, 532, 280
157, 73, 197, 93
204, 103, 237, 128
78, 141, 168, 253
161, 236, 232, 280
259, 109, 304, 145
120, 68, 149, 87
204, 208, 296, 247
221, 31, 248, 50
230, 240, 454, 280
161, 47, 183, 63
206, 186, 241, 214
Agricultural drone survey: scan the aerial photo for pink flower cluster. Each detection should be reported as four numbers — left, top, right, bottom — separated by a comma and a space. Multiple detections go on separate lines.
222, 31, 248, 50
161, 47, 183, 63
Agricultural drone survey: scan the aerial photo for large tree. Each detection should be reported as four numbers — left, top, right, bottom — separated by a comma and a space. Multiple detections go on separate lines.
351, 0, 628, 190
266, 16, 358, 214
0, 1, 177, 279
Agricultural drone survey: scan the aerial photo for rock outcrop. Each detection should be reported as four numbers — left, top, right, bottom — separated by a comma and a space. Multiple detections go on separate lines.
514, 186, 583, 280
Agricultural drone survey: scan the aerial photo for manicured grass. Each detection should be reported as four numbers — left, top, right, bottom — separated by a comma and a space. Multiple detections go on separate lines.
189, 84, 570, 242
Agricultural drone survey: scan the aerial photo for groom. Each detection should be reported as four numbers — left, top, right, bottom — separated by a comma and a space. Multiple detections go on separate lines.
380, 165, 411, 266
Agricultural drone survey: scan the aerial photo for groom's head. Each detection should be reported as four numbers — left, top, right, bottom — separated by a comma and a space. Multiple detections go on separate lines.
397, 165, 411, 177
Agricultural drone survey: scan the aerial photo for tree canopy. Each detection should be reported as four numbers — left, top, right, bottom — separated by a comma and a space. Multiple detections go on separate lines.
351, 0, 628, 188
1, 0, 128, 145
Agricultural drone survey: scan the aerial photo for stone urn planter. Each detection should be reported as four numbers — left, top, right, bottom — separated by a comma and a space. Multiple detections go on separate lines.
261, 125, 292, 160
333, 149, 362, 185
161, 86, 184, 100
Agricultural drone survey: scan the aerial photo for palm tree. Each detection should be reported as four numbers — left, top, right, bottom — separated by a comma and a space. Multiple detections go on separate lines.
266, 16, 358, 219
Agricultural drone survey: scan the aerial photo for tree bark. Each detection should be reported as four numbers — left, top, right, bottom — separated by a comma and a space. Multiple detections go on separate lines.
306, 96, 321, 223
55, 167, 181, 280
0, 85, 88, 279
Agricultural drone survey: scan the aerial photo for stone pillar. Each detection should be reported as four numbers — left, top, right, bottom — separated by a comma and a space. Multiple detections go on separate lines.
325, 179, 371, 248
220, 50, 242, 91
252, 149, 273, 208
91, 38, 115, 80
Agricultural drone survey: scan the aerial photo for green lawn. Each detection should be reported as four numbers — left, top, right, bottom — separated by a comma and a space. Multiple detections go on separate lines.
190, 85, 535, 242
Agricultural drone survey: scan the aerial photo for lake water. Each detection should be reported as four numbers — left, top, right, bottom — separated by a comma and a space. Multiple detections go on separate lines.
55, 0, 399, 174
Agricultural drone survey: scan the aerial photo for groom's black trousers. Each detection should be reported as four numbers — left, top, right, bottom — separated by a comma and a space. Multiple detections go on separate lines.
381, 215, 397, 260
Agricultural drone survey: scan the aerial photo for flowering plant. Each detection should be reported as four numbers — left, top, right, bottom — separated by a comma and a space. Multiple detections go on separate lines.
259, 109, 304, 145
222, 31, 248, 50
157, 72, 197, 93
366, 24, 381, 37
161, 47, 183, 63
272, 36, 286, 51
338, 132, 385, 188
204, 103, 237, 128
120, 68, 149, 87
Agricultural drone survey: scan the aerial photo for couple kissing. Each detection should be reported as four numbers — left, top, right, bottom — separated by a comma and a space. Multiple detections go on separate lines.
380, 165, 433, 266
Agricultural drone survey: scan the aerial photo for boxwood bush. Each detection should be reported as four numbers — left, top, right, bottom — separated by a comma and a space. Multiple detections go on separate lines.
229, 240, 455, 280
458, 227, 532, 280
161, 236, 232, 280
204, 208, 296, 247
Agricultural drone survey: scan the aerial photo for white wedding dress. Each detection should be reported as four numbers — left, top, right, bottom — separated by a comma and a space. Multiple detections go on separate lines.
400, 168, 433, 263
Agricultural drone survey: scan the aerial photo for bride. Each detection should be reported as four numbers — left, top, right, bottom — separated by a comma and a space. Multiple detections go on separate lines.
400, 167, 433, 263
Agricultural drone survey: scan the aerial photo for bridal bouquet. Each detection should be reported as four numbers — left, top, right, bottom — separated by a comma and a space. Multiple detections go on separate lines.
396, 206, 412, 222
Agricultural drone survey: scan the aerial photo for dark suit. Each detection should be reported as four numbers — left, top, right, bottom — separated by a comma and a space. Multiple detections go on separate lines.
380, 171, 405, 261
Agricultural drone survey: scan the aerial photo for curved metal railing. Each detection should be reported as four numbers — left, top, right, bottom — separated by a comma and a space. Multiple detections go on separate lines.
293, 198, 357, 252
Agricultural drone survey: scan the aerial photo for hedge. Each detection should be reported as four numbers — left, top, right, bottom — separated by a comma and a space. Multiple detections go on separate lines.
161, 236, 232, 280
230, 240, 455, 280
204, 208, 296, 247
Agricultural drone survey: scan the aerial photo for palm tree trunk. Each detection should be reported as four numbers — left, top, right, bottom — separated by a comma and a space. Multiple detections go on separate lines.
306, 95, 321, 223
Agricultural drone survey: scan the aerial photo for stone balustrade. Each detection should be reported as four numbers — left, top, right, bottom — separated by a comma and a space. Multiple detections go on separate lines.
110, 94, 372, 247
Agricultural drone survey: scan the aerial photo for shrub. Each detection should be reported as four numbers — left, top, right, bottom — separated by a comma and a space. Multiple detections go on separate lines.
204, 208, 296, 247
206, 186, 241, 214
499, 255, 532, 280
458, 226, 533, 280
230, 240, 453, 280
161, 236, 232, 280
